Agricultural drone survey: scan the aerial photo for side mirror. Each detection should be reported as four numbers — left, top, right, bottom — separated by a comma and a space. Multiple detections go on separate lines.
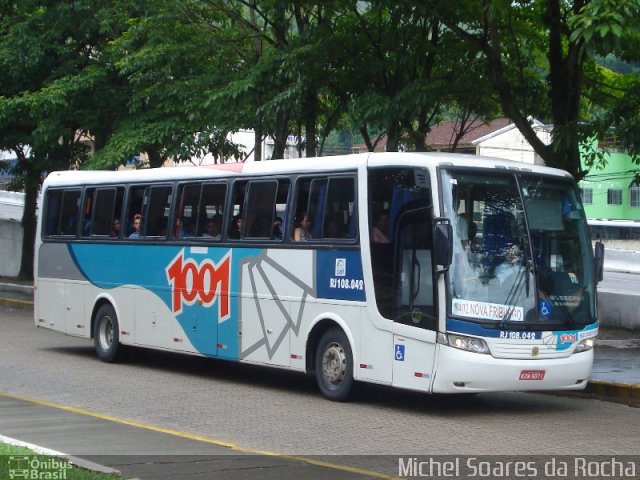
594, 241, 605, 283
433, 221, 453, 270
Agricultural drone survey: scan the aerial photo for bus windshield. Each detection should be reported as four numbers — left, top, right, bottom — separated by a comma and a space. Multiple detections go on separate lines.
441, 169, 596, 329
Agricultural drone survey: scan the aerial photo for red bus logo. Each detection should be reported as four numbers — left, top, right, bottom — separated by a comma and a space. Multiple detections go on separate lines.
166, 249, 231, 318
559, 334, 577, 344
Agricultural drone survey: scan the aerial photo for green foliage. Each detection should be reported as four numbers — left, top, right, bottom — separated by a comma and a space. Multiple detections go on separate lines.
569, 0, 640, 56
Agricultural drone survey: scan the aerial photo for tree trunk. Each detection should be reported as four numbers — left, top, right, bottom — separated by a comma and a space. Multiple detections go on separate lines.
146, 146, 164, 168
254, 122, 263, 161
304, 89, 318, 158
271, 110, 289, 160
360, 126, 375, 152
545, 0, 585, 179
385, 122, 401, 152
18, 163, 41, 281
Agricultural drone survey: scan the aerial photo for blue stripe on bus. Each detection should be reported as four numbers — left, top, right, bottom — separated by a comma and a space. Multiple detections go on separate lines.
69, 244, 261, 360
67, 244, 366, 360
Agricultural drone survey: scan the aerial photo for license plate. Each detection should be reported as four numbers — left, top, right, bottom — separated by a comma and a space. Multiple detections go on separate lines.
519, 370, 545, 381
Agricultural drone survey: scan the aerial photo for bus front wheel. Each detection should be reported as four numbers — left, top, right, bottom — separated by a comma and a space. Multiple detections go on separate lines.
93, 304, 122, 363
315, 328, 354, 401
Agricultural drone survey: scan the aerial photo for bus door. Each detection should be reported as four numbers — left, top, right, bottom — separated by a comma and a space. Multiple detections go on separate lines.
391, 206, 438, 391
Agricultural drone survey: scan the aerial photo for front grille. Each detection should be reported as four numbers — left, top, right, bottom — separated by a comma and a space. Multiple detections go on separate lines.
489, 340, 572, 359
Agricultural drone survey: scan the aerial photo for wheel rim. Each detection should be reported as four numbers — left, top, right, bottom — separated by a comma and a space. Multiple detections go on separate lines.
321, 341, 347, 387
98, 315, 113, 351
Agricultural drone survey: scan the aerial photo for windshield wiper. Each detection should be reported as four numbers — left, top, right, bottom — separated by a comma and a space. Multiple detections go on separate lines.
536, 266, 578, 329
499, 263, 529, 328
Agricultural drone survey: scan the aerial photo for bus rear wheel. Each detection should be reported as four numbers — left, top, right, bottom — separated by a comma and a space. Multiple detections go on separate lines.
93, 304, 122, 363
315, 328, 354, 401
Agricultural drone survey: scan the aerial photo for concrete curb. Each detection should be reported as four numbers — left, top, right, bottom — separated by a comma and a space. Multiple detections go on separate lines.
579, 380, 640, 408
0, 297, 32, 309
0, 282, 33, 294
0, 296, 33, 309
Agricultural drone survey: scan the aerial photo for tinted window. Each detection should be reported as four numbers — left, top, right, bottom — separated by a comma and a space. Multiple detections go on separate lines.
293, 175, 356, 242
44, 189, 81, 236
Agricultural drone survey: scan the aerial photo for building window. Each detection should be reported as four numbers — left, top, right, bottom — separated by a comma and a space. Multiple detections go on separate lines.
607, 189, 622, 205
580, 188, 593, 205
630, 186, 640, 208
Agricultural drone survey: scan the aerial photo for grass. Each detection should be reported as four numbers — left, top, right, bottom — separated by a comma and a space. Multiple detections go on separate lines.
0, 442, 123, 479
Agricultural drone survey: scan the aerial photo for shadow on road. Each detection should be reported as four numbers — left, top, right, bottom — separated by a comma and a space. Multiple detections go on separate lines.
44, 342, 580, 417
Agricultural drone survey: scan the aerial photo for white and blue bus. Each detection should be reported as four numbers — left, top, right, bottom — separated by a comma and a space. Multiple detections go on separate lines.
35, 153, 602, 400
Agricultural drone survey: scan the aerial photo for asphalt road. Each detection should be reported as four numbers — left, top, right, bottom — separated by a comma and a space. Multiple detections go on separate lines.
1, 305, 639, 477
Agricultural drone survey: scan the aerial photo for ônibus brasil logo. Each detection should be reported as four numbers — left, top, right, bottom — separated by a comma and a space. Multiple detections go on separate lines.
166, 249, 231, 318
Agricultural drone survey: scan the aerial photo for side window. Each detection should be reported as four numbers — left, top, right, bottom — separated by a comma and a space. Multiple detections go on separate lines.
175, 182, 227, 239
293, 179, 312, 241
81, 188, 96, 237
146, 186, 172, 237
90, 189, 114, 236
125, 186, 146, 238
293, 176, 356, 242
273, 180, 289, 240
199, 182, 226, 239
228, 181, 247, 239
44, 189, 81, 236
307, 178, 327, 240
90, 188, 124, 237
176, 183, 201, 238
324, 177, 356, 240
245, 180, 278, 239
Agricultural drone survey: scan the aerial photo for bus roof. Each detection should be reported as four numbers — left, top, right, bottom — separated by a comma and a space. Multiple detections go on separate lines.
42, 152, 573, 188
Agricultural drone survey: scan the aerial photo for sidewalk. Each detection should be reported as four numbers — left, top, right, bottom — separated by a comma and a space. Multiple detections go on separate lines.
0, 279, 32, 308
0, 394, 377, 480
603, 248, 640, 274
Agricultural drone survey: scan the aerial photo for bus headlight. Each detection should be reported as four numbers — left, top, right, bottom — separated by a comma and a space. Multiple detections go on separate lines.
439, 333, 490, 354
574, 338, 595, 353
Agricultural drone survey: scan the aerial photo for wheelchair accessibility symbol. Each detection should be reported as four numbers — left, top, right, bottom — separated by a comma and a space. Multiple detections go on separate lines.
395, 344, 405, 361
539, 300, 552, 318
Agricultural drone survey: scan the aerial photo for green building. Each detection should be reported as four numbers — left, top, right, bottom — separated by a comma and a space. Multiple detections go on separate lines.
579, 150, 640, 221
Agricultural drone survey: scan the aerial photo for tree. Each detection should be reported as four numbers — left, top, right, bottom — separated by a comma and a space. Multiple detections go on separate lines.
0, 0, 129, 279
86, 0, 245, 168
205, 0, 343, 159
420, 0, 640, 179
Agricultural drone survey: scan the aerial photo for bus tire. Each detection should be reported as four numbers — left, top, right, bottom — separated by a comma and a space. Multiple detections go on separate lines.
315, 328, 354, 401
93, 304, 122, 363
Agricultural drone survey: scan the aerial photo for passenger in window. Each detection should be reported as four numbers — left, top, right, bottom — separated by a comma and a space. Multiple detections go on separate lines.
229, 214, 243, 239
129, 214, 142, 239
181, 219, 196, 237
111, 218, 121, 237
372, 212, 390, 243
83, 216, 92, 236
203, 215, 222, 238
294, 212, 312, 241
272, 216, 283, 240
175, 217, 195, 237
175, 217, 185, 237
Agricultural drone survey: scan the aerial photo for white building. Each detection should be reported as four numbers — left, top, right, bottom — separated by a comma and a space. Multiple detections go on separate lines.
473, 117, 552, 165
0, 190, 25, 277
168, 130, 306, 166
